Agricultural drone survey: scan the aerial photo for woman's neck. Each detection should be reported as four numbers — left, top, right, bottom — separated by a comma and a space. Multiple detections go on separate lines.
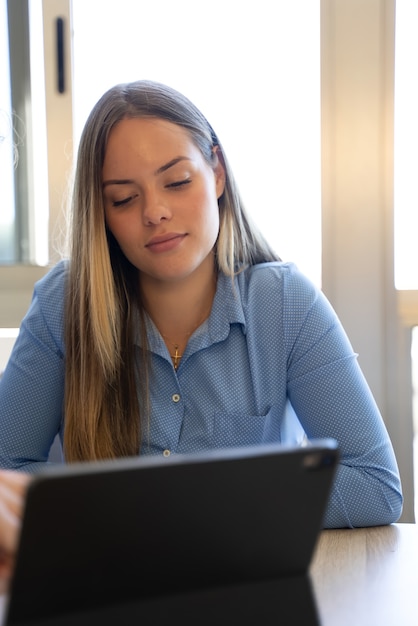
140, 259, 217, 342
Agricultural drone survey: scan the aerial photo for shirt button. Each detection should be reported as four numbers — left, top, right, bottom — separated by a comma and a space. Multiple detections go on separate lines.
163, 449, 171, 457
172, 393, 181, 403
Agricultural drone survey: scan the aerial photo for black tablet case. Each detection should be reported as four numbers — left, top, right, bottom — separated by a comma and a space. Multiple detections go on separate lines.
5, 440, 338, 625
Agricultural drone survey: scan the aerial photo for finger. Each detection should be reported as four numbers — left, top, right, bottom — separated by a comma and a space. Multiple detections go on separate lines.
0, 484, 26, 521
0, 498, 21, 554
0, 473, 31, 519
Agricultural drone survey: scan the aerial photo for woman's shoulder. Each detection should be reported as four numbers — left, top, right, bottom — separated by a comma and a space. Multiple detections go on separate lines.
246, 260, 300, 279
236, 262, 340, 342
34, 259, 69, 299
29, 259, 69, 325
17, 260, 69, 353
235, 261, 329, 324
240, 261, 317, 296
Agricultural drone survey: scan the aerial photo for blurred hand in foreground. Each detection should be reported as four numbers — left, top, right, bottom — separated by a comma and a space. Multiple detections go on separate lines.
0, 471, 31, 591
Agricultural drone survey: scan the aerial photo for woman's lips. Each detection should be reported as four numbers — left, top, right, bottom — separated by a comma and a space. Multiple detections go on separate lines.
145, 233, 187, 253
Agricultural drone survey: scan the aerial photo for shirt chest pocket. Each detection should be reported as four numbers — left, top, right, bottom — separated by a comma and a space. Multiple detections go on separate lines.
211, 405, 282, 448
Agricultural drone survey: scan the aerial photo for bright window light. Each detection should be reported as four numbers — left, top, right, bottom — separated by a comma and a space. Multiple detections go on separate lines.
394, 0, 418, 289
71, 0, 321, 285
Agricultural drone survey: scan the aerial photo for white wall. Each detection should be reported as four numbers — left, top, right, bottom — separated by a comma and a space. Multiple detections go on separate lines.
0, 331, 17, 373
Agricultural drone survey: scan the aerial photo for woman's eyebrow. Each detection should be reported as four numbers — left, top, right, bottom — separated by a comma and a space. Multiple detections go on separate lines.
102, 178, 134, 188
154, 156, 190, 175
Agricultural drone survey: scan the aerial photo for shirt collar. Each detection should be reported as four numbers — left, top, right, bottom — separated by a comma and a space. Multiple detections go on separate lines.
133, 270, 247, 349
207, 270, 247, 342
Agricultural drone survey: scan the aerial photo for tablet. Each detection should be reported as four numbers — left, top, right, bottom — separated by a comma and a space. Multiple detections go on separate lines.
5, 440, 338, 624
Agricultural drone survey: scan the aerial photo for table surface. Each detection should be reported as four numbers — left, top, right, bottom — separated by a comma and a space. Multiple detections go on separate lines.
0, 523, 416, 625
310, 523, 418, 626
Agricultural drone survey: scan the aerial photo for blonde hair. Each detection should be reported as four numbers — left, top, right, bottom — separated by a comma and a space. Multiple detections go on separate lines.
64, 80, 279, 462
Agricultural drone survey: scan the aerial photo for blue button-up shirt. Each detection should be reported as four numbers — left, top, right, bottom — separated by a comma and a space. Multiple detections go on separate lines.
0, 260, 403, 527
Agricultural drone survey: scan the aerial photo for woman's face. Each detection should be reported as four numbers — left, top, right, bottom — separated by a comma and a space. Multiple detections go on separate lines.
102, 117, 225, 286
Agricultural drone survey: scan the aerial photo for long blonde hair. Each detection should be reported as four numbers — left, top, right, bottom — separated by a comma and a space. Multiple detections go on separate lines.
64, 80, 279, 462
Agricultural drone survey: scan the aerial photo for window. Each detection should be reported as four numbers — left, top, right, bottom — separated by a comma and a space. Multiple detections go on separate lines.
0, 0, 49, 267
0, 0, 17, 263
394, 0, 418, 289
0, 0, 66, 329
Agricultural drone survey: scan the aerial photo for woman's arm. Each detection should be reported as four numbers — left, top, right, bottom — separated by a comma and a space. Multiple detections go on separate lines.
0, 263, 66, 472
282, 267, 403, 527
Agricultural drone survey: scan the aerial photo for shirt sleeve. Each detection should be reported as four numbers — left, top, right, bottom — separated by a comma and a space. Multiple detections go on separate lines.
0, 262, 67, 473
282, 266, 403, 528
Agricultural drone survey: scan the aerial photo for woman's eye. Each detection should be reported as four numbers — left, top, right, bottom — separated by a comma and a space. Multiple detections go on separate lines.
167, 179, 191, 189
112, 195, 135, 207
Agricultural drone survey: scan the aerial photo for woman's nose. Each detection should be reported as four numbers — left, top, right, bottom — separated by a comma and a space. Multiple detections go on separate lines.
142, 191, 172, 225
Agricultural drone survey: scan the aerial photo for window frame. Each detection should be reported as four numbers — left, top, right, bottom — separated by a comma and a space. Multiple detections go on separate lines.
0, 0, 72, 328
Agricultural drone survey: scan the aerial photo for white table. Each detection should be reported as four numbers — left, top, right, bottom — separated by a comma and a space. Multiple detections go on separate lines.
311, 523, 418, 625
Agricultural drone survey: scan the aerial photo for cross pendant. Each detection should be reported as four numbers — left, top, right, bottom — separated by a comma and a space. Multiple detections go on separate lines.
171, 345, 182, 370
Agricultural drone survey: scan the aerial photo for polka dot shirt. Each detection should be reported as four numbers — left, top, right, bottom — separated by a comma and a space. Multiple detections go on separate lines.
0, 261, 403, 528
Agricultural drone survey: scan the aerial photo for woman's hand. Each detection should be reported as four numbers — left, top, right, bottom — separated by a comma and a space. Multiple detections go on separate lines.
0, 471, 31, 590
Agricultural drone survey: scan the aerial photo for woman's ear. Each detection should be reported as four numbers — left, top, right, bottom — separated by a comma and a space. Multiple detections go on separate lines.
213, 146, 226, 199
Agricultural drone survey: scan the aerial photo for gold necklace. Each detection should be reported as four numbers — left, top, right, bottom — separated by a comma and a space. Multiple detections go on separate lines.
161, 311, 211, 370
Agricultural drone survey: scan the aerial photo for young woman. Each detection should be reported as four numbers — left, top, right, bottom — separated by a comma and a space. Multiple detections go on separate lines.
0, 81, 402, 539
